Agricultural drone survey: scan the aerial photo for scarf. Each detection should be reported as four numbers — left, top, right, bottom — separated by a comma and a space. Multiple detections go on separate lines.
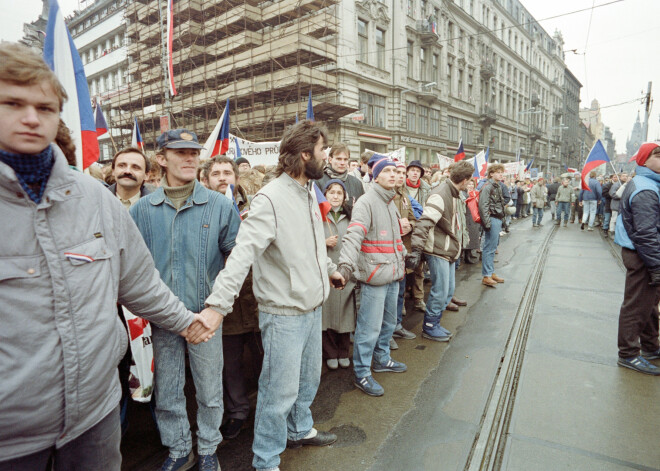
0, 146, 54, 203
324, 165, 348, 182
406, 178, 421, 189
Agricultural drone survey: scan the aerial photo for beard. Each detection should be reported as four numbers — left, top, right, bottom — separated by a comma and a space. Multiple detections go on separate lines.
304, 157, 324, 180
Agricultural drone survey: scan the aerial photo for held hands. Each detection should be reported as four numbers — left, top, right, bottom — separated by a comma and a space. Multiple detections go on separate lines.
181, 308, 224, 344
334, 267, 351, 289
399, 218, 412, 236
326, 235, 338, 248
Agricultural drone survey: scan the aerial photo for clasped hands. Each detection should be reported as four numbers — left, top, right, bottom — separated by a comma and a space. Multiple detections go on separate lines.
179, 307, 224, 344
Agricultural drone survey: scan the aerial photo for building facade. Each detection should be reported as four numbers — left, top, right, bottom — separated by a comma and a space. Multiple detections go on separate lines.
562, 66, 582, 170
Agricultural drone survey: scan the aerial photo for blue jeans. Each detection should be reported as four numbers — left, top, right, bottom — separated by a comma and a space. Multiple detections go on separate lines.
602, 211, 611, 230
0, 406, 121, 471
353, 282, 399, 378
532, 207, 544, 225
425, 254, 455, 323
252, 308, 322, 471
582, 200, 597, 227
556, 202, 570, 222
482, 218, 502, 277
152, 325, 224, 458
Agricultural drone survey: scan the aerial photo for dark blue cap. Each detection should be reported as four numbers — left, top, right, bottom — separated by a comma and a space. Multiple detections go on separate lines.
156, 129, 204, 150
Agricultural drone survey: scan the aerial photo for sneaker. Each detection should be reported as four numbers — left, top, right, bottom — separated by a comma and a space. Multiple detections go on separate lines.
287, 429, 338, 448
587, 227, 594, 231
220, 418, 244, 440
161, 452, 195, 471
393, 325, 416, 339
338, 358, 350, 368
422, 322, 451, 342
198, 453, 220, 471
617, 356, 660, 375
499, 231, 506, 236
389, 338, 399, 350
372, 359, 407, 373
354, 375, 384, 396
326, 358, 339, 370
413, 300, 427, 311
641, 348, 660, 360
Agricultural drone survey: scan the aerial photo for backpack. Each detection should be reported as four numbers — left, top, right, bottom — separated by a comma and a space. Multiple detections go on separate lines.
466, 189, 481, 224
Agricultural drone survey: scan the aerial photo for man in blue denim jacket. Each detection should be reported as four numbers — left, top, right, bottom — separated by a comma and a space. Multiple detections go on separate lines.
130, 129, 241, 471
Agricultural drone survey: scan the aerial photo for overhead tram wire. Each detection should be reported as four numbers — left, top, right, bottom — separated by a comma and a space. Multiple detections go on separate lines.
337, 0, 625, 60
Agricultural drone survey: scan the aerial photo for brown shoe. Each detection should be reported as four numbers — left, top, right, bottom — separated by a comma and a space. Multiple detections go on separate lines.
491, 273, 505, 283
451, 297, 467, 306
445, 302, 459, 311
482, 276, 498, 287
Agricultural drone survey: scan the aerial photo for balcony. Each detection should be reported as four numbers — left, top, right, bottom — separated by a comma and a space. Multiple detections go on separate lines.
480, 60, 494, 80
416, 20, 439, 45
529, 125, 543, 141
479, 105, 497, 126
531, 92, 540, 107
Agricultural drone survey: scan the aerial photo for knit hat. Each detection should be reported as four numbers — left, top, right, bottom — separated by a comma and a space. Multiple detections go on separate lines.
367, 153, 388, 168
633, 142, 660, 167
372, 158, 396, 180
323, 178, 347, 194
235, 157, 250, 167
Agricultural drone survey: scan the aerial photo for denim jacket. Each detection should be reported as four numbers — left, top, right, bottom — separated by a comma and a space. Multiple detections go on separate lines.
130, 181, 241, 312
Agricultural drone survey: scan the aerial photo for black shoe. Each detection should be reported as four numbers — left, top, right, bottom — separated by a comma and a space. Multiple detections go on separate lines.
220, 418, 244, 440
287, 430, 338, 449
581, 223, 585, 230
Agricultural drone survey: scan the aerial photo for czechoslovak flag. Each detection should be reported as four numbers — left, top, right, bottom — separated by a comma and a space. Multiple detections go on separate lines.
201, 99, 230, 160
472, 147, 489, 178
94, 105, 108, 137
131, 117, 144, 149
43, 0, 99, 170
581, 140, 610, 191
454, 139, 465, 162
312, 182, 331, 222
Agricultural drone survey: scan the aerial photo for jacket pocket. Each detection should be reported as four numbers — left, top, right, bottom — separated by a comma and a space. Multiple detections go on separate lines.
0, 255, 42, 281
63, 237, 113, 265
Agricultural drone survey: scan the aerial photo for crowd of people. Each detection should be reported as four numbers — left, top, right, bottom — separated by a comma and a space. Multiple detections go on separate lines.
1, 41, 659, 471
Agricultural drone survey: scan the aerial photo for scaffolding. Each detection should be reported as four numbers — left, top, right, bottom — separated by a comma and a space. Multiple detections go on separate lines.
107, 0, 355, 149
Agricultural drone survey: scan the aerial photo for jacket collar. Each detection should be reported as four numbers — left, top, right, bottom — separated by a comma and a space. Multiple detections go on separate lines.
443, 179, 460, 197
636, 165, 660, 184
279, 172, 315, 195
149, 179, 209, 206
372, 181, 396, 202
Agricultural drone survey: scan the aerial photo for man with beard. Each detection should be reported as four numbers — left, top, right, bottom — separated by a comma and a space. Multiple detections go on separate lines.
202, 121, 345, 471
315, 142, 364, 209
109, 147, 152, 208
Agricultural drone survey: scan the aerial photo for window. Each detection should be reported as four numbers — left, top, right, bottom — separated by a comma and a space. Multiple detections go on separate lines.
447, 63, 453, 95
407, 40, 414, 78
407, 102, 416, 133
448, 22, 454, 48
376, 28, 386, 69
421, 0, 427, 15
457, 69, 463, 97
359, 91, 386, 127
448, 116, 459, 142
432, 54, 439, 84
419, 106, 429, 135
358, 19, 368, 63
468, 73, 473, 99
420, 47, 427, 82
462, 120, 473, 145
458, 29, 464, 52
407, 0, 413, 15
430, 109, 440, 136
491, 129, 499, 150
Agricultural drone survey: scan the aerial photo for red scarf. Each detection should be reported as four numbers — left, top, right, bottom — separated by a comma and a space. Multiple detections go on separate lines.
406, 178, 421, 189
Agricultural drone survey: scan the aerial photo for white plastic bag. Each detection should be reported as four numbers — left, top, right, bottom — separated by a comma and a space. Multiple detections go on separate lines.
122, 307, 154, 402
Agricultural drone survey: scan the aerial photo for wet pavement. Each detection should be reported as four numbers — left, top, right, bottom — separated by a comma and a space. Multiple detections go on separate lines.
121, 216, 660, 471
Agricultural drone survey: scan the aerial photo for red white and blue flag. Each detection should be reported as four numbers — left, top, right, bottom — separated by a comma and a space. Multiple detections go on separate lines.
131, 117, 144, 149
564, 166, 577, 173
581, 140, 610, 191
525, 157, 535, 172
201, 99, 230, 159
223, 184, 242, 220
94, 105, 108, 137
43, 0, 99, 170
472, 147, 489, 178
166, 0, 177, 96
313, 182, 331, 222
453, 138, 465, 162
306, 90, 315, 122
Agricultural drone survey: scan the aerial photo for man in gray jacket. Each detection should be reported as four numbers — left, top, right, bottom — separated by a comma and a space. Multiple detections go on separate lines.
337, 158, 407, 397
201, 121, 344, 471
0, 43, 211, 471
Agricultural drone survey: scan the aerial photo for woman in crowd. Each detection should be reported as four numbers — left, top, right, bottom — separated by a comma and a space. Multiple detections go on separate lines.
463, 179, 481, 264
321, 179, 356, 369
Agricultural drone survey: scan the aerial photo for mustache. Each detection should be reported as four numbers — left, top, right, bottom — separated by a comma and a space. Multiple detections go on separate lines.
118, 173, 137, 181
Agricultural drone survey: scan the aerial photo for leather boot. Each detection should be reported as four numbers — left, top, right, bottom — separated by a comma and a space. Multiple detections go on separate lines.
451, 296, 467, 306
445, 302, 459, 311
482, 276, 498, 287
491, 273, 505, 283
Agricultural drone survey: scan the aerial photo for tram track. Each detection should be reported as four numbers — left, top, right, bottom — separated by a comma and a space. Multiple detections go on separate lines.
464, 224, 558, 471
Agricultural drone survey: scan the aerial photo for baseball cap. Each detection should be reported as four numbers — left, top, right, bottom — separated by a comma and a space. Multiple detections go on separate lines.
156, 129, 204, 150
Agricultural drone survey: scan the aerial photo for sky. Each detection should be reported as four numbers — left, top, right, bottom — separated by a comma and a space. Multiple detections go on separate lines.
2, 0, 658, 153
